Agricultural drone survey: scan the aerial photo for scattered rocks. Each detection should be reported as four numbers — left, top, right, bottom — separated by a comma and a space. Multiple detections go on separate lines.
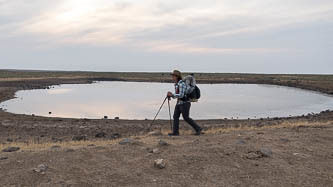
154, 159, 166, 169
2, 147, 20, 152
33, 164, 48, 173
0, 156, 8, 160
158, 140, 168, 146
72, 135, 87, 141
95, 132, 107, 138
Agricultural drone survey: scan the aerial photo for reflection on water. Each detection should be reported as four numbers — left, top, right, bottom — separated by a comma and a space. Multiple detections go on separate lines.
1, 81, 333, 119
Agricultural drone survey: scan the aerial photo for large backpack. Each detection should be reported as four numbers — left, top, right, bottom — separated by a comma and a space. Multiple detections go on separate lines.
183, 74, 201, 102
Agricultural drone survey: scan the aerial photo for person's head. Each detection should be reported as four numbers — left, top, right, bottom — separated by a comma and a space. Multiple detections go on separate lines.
171, 70, 182, 82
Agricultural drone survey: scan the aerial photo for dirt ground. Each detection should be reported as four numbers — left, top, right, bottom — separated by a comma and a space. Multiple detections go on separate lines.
0, 71, 332, 186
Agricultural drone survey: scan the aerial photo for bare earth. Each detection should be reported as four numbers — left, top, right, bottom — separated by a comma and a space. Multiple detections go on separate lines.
0, 70, 332, 187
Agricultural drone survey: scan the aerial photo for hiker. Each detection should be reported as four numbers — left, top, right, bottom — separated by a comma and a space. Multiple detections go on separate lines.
167, 70, 203, 136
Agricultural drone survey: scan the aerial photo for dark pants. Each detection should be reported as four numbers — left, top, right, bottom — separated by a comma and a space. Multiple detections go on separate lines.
173, 102, 201, 134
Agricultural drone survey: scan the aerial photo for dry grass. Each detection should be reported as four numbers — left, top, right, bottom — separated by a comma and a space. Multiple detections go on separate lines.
0, 139, 121, 152
1, 120, 331, 152
205, 120, 332, 134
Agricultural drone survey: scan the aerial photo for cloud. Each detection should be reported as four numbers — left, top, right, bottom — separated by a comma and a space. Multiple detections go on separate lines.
0, 0, 332, 73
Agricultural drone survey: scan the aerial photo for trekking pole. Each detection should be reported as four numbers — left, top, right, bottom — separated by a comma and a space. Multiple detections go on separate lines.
167, 97, 173, 132
147, 96, 168, 131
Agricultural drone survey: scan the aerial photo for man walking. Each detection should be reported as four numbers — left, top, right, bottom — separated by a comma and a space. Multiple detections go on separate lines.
167, 70, 203, 136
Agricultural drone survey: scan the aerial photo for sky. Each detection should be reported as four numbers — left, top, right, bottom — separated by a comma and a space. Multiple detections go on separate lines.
0, 0, 332, 73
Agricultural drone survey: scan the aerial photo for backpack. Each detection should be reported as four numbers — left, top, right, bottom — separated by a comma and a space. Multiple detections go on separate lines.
183, 74, 201, 102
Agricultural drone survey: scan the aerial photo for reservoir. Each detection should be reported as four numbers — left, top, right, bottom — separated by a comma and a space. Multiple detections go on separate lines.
1, 81, 333, 120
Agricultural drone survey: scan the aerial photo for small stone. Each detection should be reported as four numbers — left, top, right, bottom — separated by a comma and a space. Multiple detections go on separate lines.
147, 131, 162, 136
2, 147, 20, 152
280, 138, 289, 142
154, 159, 166, 169
259, 148, 273, 157
153, 149, 160, 153
95, 132, 107, 138
72, 135, 87, 141
236, 140, 246, 145
49, 112, 52, 115
158, 140, 168, 146
114, 117, 120, 120
50, 145, 61, 149
111, 133, 121, 139
6, 138, 13, 142
65, 149, 75, 152
33, 164, 48, 173
119, 138, 134, 145
104, 116, 108, 119
0, 156, 8, 160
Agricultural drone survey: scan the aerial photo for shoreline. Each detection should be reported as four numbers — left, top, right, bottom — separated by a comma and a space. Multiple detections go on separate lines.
0, 70, 332, 186
0, 70, 332, 143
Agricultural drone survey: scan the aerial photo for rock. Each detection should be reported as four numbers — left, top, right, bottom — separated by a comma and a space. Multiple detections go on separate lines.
119, 138, 134, 145
111, 133, 121, 139
246, 152, 261, 160
50, 145, 61, 149
52, 137, 63, 142
6, 138, 13, 142
65, 149, 75, 152
2, 147, 20, 152
0, 156, 8, 160
48, 112, 52, 115
158, 140, 168, 146
153, 149, 160, 154
33, 164, 48, 173
154, 159, 166, 169
147, 148, 160, 154
95, 132, 107, 138
246, 148, 272, 160
87, 144, 96, 147
236, 140, 246, 145
72, 135, 87, 141
259, 148, 273, 157
104, 116, 108, 119
114, 117, 120, 120
147, 131, 162, 136
280, 138, 290, 142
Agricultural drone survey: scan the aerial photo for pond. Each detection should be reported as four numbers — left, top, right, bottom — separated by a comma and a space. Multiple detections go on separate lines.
1, 81, 333, 120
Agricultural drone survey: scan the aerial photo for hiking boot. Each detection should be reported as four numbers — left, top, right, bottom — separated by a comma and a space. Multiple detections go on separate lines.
168, 133, 179, 136
194, 128, 204, 136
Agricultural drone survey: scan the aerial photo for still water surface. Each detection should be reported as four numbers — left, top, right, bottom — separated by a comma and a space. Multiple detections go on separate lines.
1, 81, 333, 119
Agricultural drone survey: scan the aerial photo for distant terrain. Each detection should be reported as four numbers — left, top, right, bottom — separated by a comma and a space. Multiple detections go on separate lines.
0, 70, 332, 186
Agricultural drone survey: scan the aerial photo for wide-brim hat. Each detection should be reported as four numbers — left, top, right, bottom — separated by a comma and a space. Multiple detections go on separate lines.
170, 70, 182, 78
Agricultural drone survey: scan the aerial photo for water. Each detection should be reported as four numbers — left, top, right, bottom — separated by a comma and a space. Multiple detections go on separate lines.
1, 81, 333, 120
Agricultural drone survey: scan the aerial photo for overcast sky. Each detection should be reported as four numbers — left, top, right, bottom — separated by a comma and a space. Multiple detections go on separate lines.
0, 0, 332, 73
